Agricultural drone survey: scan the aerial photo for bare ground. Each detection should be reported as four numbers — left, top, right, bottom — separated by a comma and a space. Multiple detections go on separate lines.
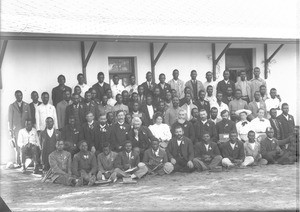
0, 164, 299, 212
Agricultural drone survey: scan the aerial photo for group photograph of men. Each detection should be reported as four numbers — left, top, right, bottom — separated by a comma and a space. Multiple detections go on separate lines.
7, 67, 298, 188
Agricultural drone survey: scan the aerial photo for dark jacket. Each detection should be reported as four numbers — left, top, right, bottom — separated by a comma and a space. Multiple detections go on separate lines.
194, 120, 217, 143
216, 119, 237, 140
157, 83, 171, 99
171, 121, 195, 143
143, 148, 168, 168
140, 104, 157, 126
72, 151, 97, 176
94, 124, 112, 152
217, 80, 235, 97
82, 121, 99, 150
52, 85, 72, 108
114, 151, 140, 171
277, 114, 295, 139
194, 141, 221, 159
140, 81, 157, 96
92, 82, 111, 101
128, 126, 156, 152
110, 122, 131, 150
29, 101, 42, 125
195, 100, 211, 118
269, 118, 284, 140
220, 140, 245, 161
65, 103, 87, 126
61, 124, 84, 148
166, 136, 194, 162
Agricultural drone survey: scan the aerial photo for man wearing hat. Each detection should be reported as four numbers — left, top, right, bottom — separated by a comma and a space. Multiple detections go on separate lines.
143, 140, 174, 175
235, 109, 252, 142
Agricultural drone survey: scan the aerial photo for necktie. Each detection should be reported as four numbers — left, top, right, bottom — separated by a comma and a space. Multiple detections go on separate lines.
242, 122, 248, 126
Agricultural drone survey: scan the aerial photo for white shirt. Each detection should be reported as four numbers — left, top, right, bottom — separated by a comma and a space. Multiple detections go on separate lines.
177, 139, 182, 146
236, 120, 252, 141
36, 103, 58, 131
149, 124, 172, 142
126, 152, 132, 159
203, 81, 217, 96
230, 142, 236, 150
205, 95, 217, 106
256, 101, 261, 109
125, 84, 138, 95
249, 142, 256, 150
17, 128, 40, 147
152, 149, 160, 157
33, 102, 39, 109
204, 143, 209, 151
73, 83, 90, 96
47, 128, 54, 137
211, 102, 229, 119
250, 117, 271, 134
111, 83, 125, 99
283, 114, 289, 120
147, 105, 154, 120
265, 97, 280, 111
186, 104, 191, 120
201, 120, 207, 125
107, 98, 117, 107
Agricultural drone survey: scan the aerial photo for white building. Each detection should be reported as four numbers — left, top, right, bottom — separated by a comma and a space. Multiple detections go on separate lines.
0, 0, 299, 163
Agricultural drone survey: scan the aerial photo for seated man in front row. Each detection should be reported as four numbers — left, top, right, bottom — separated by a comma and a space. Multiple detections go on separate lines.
220, 131, 245, 168
112, 140, 148, 181
72, 140, 97, 186
46, 140, 80, 186
166, 125, 195, 172
143, 140, 174, 175
96, 142, 118, 181
261, 127, 295, 165
193, 132, 223, 172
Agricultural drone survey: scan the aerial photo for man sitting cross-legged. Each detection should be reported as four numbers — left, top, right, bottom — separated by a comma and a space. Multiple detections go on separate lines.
220, 131, 245, 168
46, 140, 80, 186
193, 132, 223, 172
242, 131, 268, 166
72, 141, 97, 186
143, 140, 174, 175
111, 140, 148, 182
166, 125, 195, 172
96, 142, 118, 181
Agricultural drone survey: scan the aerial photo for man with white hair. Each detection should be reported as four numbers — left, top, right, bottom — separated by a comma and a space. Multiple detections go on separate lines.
128, 117, 156, 160
171, 109, 195, 143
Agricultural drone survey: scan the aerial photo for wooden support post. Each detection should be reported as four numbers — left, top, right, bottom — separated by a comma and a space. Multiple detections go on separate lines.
150, 42, 168, 83
0, 40, 8, 89
215, 43, 231, 64
264, 44, 284, 79
212, 43, 216, 81
80, 41, 97, 84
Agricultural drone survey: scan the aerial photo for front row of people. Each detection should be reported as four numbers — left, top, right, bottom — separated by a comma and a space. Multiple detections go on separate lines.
42, 125, 297, 186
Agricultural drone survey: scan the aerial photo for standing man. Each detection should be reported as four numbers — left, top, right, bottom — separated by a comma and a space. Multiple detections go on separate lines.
56, 90, 72, 130
8, 90, 32, 166
235, 70, 251, 103
83, 91, 99, 120
29, 91, 41, 127
250, 67, 266, 102
166, 125, 195, 172
164, 96, 180, 127
203, 71, 217, 97
36, 92, 58, 132
205, 85, 217, 106
111, 74, 125, 99
140, 95, 156, 126
52, 75, 72, 108
65, 93, 87, 126
17, 119, 40, 173
94, 115, 112, 155
248, 91, 267, 120
106, 89, 117, 107
40, 117, 61, 172
180, 93, 197, 121
269, 108, 283, 140
277, 103, 295, 139
195, 90, 210, 118
259, 85, 268, 101
82, 112, 98, 152
157, 73, 171, 99
185, 70, 205, 101
125, 74, 138, 96
141, 71, 156, 96
168, 69, 185, 99
194, 109, 217, 143
265, 88, 281, 118
211, 92, 229, 120
92, 72, 111, 101
217, 70, 235, 97
73, 73, 90, 96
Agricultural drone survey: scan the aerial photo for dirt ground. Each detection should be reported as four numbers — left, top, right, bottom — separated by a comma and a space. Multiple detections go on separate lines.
0, 164, 299, 212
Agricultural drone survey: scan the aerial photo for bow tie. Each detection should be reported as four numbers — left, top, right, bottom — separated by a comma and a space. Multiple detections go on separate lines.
260, 119, 265, 122
242, 122, 248, 126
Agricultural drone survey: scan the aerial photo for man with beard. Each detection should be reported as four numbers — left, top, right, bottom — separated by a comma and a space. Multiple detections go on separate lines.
94, 115, 112, 155
216, 110, 236, 143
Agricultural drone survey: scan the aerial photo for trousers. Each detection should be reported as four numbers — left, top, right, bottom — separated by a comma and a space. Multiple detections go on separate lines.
193, 155, 222, 171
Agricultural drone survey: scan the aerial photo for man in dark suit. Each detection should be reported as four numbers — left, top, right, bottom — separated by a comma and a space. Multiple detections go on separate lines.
217, 70, 235, 97
216, 110, 237, 143
140, 71, 156, 96
83, 90, 99, 120
82, 111, 98, 152
193, 132, 222, 172
110, 110, 131, 152
129, 101, 147, 125
52, 75, 72, 108
277, 103, 295, 139
195, 90, 210, 118
140, 95, 156, 126
269, 108, 283, 140
157, 73, 171, 99
94, 115, 112, 155
185, 70, 205, 101
92, 72, 111, 101
129, 117, 156, 160
8, 90, 32, 165
29, 91, 42, 127
65, 94, 87, 126
166, 125, 195, 172
220, 131, 245, 168
195, 109, 217, 143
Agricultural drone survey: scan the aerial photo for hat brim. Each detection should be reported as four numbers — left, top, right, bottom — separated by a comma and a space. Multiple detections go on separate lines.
235, 109, 252, 116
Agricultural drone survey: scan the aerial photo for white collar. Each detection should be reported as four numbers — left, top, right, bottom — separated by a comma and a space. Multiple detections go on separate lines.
88, 120, 94, 126
201, 120, 207, 124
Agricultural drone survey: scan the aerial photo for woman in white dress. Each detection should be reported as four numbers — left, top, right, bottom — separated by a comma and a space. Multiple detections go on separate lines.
235, 109, 252, 142
148, 112, 172, 149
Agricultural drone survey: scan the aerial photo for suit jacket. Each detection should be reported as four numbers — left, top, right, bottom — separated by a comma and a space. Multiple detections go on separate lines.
97, 151, 118, 173
195, 100, 210, 118
217, 80, 235, 97
110, 122, 131, 150
194, 120, 217, 142
185, 80, 205, 100
235, 80, 251, 97
220, 140, 245, 161
128, 126, 156, 151
82, 121, 99, 150
94, 124, 112, 152
167, 136, 194, 162
61, 124, 84, 148
92, 82, 111, 101
29, 101, 41, 126
51, 85, 72, 108
277, 114, 295, 139
171, 121, 195, 143
84, 101, 99, 120
194, 141, 221, 159
65, 103, 87, 126
141, 104, 157, 126
216, 119, 237, 140
260, 137, 281, 156
114, 151, 140, 170
72, 151, 97, 176
141, 81, 157, 96
157, 83, 171, 99
8, 101, 32, 132
248, 101, 267, 119
143, 148, 168, 168
269, 118, 284, 140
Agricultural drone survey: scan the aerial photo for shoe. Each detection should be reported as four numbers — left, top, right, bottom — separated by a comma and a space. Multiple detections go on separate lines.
209, 166, 222, 172
75, 177, 83, 187
130, 174, 137, 179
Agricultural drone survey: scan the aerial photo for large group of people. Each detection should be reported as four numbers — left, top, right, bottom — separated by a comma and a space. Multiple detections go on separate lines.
8, 67, 298, 186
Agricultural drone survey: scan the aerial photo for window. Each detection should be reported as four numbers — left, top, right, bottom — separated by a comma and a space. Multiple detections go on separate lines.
108, 57, 135, 87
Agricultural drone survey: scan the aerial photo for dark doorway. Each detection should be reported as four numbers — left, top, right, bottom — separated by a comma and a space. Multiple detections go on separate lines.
225, 49, 253, 83
108, 57, 135, 87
